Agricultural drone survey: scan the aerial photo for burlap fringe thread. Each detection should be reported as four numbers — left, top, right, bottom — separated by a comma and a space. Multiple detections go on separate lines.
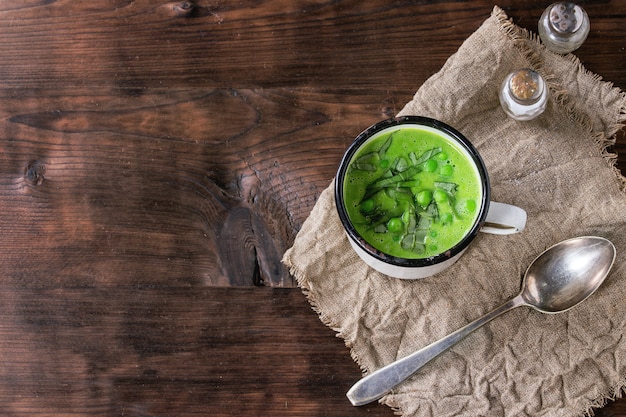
495, 11, 626, 410
494, 5, 626, 193
286, 6, 626, 417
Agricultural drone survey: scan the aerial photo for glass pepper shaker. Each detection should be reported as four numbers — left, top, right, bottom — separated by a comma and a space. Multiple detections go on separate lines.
538, 2, 590, 54
499, 69, 548, 121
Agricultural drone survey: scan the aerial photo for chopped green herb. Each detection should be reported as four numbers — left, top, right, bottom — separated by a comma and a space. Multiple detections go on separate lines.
395, 157, 409, 172
364, 165, 421, 199
343, 128, 482, 260
378, 134, 393, 158
434, 181, 458, 195
354, 162, 377, 172
414, 147, 442, 165
422, 201, 438, 218
374, 224, 388, 234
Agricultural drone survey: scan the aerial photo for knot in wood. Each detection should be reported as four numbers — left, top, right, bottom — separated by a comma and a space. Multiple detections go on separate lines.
171, 1, 195, 17
24, 160, 45, 186
380, 106, 395, 118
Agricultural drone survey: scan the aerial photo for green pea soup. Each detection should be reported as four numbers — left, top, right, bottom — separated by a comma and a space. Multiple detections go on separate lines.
343, 125, 483, 259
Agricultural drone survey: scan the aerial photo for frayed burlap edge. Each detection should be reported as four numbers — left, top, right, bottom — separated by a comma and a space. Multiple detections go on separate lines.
583, 378, 626, 417
493, 6, 626, 414
493, 5, 626, 193
283, 217, 409, 414
284, 6, 626, 417
282, 180, 380, 377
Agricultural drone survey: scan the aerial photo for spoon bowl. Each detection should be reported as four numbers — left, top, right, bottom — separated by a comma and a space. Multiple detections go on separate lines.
521, 237, 615, 313
347, 236, 616, 406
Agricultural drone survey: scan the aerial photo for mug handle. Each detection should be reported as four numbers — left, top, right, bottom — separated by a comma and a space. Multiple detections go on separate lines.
481, 202, 527, 235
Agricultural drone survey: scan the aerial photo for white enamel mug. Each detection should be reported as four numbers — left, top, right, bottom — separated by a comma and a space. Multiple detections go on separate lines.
335, 116, 526, 279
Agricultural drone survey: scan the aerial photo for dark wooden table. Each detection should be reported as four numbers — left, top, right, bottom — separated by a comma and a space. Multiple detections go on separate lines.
1, 1, 624, 416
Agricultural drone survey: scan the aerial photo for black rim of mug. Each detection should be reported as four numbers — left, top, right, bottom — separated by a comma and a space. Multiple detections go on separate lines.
334, 115, 491, 268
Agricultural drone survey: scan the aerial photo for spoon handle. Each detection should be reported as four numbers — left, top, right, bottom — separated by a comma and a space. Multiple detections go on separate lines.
347, 294, 526, 406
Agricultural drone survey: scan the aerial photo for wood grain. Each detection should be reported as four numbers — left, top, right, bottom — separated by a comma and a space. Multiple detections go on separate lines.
0, 286, 391, 416
0, 0, 624, 415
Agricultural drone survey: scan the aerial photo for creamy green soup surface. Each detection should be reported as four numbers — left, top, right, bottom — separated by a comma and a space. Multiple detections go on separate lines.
343, 126, 482, 259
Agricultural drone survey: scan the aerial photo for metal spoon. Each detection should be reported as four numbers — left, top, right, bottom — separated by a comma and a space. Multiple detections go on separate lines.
347, 236, 616, 406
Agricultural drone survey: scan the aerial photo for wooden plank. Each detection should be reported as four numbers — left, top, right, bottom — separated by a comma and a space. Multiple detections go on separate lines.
0, 286, 395, 416
0, 285, 622, 416
0, 1, 621, 91
0, 87, 409, 287
1, 85, 623, 288
0, 0, 624, 415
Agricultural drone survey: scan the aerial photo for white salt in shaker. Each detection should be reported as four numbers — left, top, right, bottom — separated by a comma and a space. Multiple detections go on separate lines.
499, 69, 548, 121
538, 2, 590, 54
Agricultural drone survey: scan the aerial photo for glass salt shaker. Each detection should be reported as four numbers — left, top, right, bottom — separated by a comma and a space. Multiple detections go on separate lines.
538, 2, 590, 54
499, 69, 548, 121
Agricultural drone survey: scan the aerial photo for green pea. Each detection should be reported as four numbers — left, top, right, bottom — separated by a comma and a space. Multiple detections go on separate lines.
464, 199, 477, 212
423, 159, 437, 172
360, 199, 375, 213
379, 159, 390, 169
433, 189, 448, 203
436, 151, 448, 160
387, 217, 404, 233
440, 212, 453, 224
439, 164, 454, 177
415, 190, 432, 207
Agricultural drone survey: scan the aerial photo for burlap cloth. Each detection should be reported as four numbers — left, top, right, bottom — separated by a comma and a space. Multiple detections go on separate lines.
283, 6, 626, 417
